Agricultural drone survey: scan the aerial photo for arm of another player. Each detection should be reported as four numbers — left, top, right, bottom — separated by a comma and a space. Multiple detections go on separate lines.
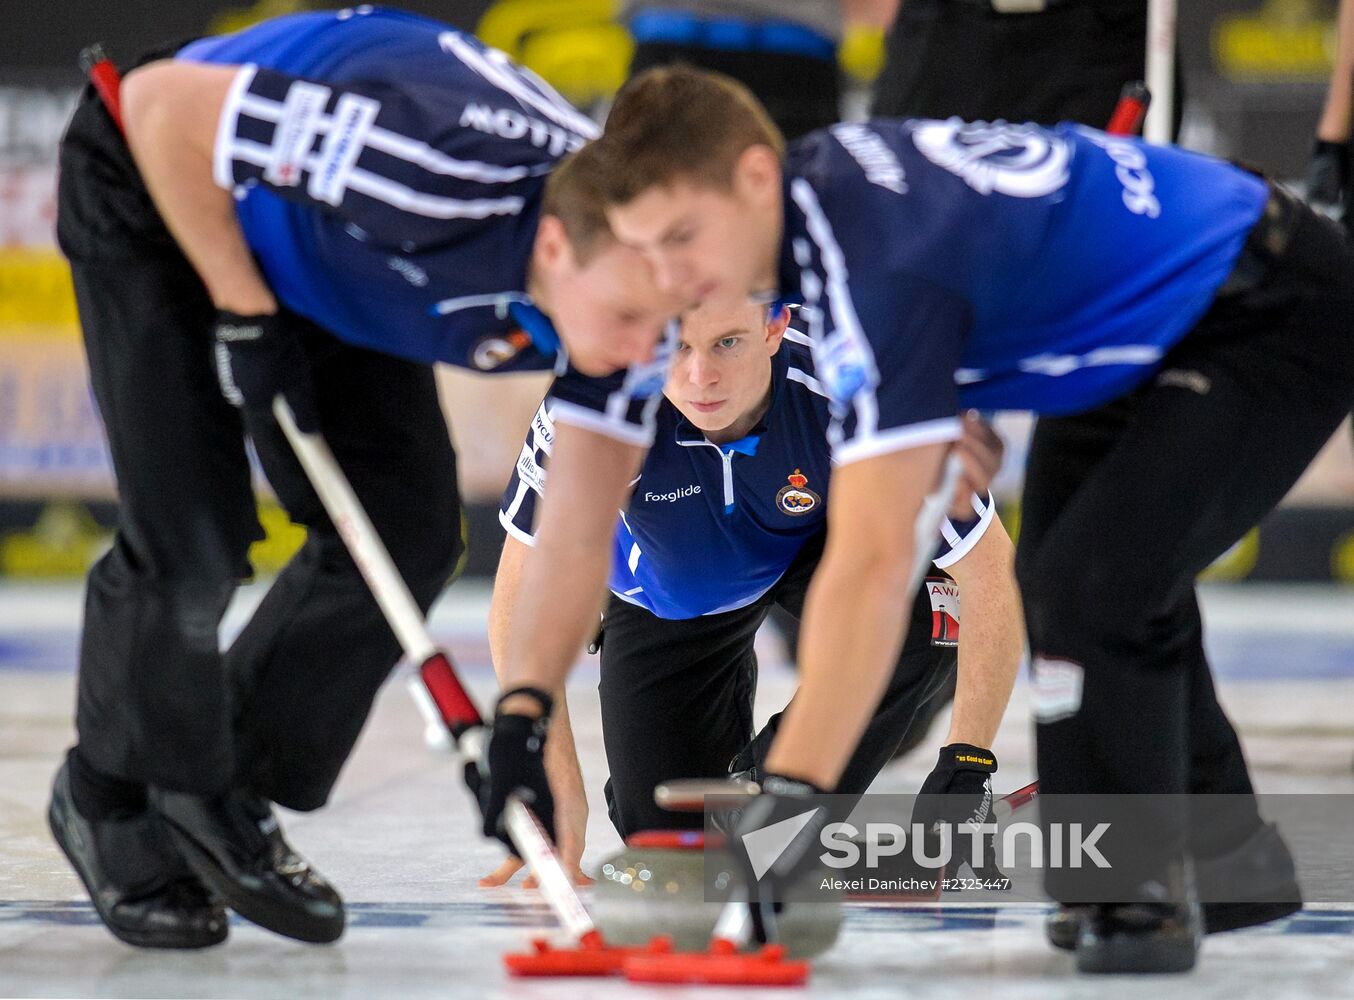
1316, 0, 1354, 145
764, 443, 949, 788
1310, 0, 1354, 222
940, 512, 1022, 749
481, 535, 592, 887
120, 61, 276, 314
498, 420, 643, 715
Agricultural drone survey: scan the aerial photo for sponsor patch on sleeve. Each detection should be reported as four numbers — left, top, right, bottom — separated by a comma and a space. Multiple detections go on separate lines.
925, 576, 961, 646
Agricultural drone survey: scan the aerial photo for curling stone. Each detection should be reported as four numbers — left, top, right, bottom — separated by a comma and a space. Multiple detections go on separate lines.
590, 831, 843, 959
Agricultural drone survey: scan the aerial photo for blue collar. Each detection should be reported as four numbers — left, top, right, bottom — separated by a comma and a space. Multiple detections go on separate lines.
507, 300, 560, 356
719, 434, 760, 457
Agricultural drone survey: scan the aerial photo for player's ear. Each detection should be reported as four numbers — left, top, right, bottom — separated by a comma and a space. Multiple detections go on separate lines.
534, 215, 574, 273
765, 305, 790, 354
734, 144, 781, 207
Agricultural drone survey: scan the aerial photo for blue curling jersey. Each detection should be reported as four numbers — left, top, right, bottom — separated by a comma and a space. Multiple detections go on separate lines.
776, 120, 1268, 464
500, 333, 995, 619
178, 7, 598, 371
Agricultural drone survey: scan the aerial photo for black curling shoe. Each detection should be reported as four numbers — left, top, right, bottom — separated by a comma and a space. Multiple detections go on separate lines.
1048, 821, 1302, 952
1074, 898, 1202, 974
1194, 822, 1302, 933
156, 787, 345, 944
1073, 862, 1202, 974
49, 762, 227, 949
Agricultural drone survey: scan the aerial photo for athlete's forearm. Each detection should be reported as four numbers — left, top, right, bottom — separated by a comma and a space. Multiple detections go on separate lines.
1318, 0, 1354, 141
499, 423, 642, 716
489, 537, 586, 798
122, 61, 276, 315
940, 514, 1022, 748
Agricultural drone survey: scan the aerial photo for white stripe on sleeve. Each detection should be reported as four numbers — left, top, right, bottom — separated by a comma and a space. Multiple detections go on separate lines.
213, 64, 260, 190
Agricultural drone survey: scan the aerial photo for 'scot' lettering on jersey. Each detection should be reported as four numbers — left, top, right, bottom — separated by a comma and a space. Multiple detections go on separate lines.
911, 120, 1070, 198
458, 103, 585, 157
830, 123, 908, 194
1078, 129, 1162, 219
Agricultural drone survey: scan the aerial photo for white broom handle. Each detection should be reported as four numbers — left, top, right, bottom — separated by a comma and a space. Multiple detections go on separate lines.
274, 396, 595, 940
273, 396, 438, 664
1144, 0, 1177, 144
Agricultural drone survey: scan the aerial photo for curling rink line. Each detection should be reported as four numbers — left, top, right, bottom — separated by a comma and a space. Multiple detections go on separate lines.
1, 581, 1351, 998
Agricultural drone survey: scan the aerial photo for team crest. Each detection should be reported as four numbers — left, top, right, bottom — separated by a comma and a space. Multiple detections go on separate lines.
776, 469, 820, 516
471, 329, 532, 371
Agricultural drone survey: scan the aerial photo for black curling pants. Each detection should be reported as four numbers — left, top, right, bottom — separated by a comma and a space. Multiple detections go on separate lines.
598, 533, 958, 838
1016, 196, 1354, 899
57, 84, 463, 810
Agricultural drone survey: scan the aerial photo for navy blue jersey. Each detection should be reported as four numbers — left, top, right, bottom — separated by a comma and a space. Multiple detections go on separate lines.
501, 333, 994, 619
774, 120, 1268, 463
177, 7, 597, 371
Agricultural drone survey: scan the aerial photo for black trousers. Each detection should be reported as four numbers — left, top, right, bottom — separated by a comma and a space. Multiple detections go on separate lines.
57, 85, 464, 810
1016, 198, 1354, 897
598, 533, 957, 837
629, 42, 840, 142
873, 0, 1181, 137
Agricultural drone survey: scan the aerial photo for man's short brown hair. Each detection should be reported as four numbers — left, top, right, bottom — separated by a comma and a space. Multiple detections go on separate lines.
594, 65, 786, 206
541, 143, 614, 266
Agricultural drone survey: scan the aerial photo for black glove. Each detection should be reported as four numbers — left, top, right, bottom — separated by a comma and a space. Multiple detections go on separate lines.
213, 309, 320, 432
911, 743, 1002, 879
468, 689, 555, 857
727, 710, 784, 785
731, 774, 829, 944
1306, 138, 1350, 229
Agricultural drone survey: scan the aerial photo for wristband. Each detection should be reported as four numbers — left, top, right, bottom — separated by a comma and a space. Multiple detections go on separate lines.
494, 685, 555, 720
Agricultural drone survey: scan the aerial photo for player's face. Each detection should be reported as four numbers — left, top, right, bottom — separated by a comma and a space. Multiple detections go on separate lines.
549, 240, 679, 377
665, 302, 788, 443
606, 155, 782, 311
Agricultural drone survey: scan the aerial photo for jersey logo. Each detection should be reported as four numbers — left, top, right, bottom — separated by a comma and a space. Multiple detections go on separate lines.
458, 102, 585, 157
1076, 128, 1162, 218
926, 576, 960, 647
266, 81, 330, 188
1031, 655, 1084, 723
830, 123, 907, 194
643, 485, 701, 503
308, 93, 379, 206
776, 469, 820, 516
471, 329, 533, 370
911, 120, 1070, 198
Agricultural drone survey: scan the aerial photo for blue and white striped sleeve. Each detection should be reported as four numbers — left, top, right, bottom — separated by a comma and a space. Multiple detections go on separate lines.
787, 181, 968, 466
931, 490, 997, 569
209, 64, 546, 248
498, 400, 555, 546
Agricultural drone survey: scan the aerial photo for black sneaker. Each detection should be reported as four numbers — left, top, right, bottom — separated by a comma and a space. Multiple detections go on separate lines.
48, 762, 227, 949
1074, 863, 1202, 975
156, 788, 345, 944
